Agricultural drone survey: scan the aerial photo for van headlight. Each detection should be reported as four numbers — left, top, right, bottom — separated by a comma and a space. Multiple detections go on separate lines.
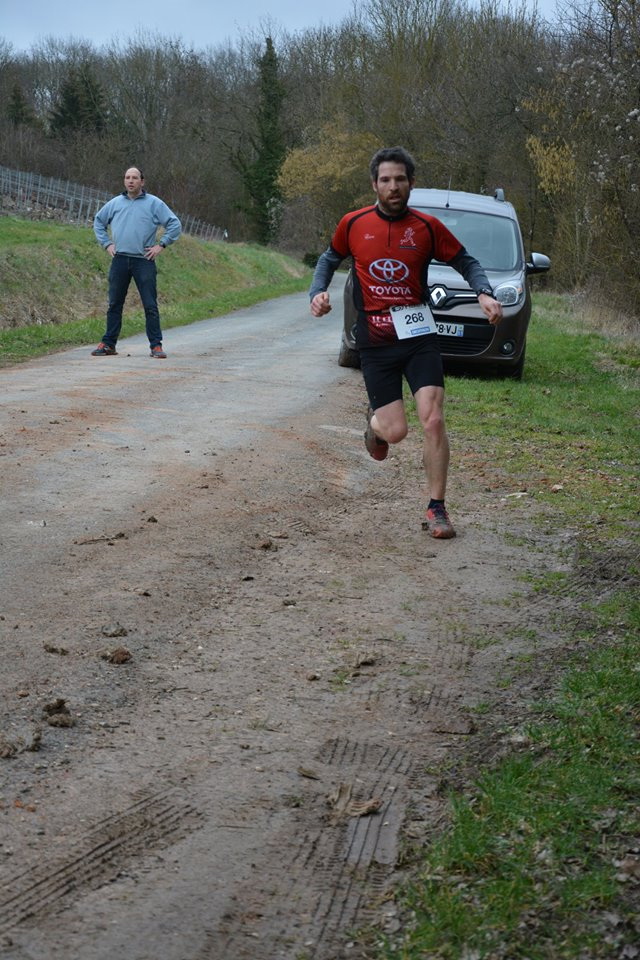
493, 283, 523, 306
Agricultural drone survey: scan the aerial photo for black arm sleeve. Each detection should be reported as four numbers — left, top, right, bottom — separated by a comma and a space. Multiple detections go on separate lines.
309, 246, 344, 300
447, 248, 492, 295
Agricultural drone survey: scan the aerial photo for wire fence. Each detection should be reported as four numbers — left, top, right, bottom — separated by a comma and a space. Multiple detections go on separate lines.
0, 165, 227, 242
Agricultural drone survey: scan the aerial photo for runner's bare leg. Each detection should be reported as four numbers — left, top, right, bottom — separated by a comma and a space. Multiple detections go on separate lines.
414, 385, 449, 500
369, 400, 408, 445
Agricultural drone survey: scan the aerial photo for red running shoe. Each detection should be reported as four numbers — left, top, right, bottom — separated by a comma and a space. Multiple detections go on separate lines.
364, 406, 389, 461
422, 503, 456, 539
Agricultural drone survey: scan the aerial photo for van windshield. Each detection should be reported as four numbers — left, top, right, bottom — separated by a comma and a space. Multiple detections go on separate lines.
417, 207, 521, 271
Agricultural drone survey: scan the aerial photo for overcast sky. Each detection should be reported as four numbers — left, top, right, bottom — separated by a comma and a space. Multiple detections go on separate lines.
1, 0, 561, 54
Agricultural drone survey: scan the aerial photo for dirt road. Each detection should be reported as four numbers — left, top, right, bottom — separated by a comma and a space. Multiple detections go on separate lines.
0, 286, 582, 959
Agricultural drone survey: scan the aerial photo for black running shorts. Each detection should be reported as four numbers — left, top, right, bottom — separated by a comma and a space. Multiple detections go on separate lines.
359, 335, 444, 410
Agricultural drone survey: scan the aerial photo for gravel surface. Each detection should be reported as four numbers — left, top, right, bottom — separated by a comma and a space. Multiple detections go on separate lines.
0, 285, 583, 959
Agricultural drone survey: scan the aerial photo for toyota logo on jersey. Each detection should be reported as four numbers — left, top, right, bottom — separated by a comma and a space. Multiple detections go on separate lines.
369, 259, 409, 283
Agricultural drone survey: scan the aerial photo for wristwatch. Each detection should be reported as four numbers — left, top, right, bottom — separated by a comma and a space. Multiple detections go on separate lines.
477, 287, 493, 297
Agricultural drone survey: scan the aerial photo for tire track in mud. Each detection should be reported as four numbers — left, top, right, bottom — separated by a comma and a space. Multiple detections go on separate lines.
3, 343, 634, 960
179, 500, 509, 960
0, 788, 201, 937
201, 739, 427, 960
189, 462, 638, 958
0, 482, 575, 960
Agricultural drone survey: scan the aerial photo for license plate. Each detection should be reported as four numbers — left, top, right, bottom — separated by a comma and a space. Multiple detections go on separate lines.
435, 321, 464, 337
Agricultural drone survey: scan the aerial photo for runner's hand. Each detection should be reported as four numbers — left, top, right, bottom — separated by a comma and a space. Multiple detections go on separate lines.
311, 292, 332, 317
478, 293, 503, 326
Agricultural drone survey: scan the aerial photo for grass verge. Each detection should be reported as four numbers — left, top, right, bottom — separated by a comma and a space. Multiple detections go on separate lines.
383, 599, 639, 959
443, 294, 638, 536
371, 294, 640, 959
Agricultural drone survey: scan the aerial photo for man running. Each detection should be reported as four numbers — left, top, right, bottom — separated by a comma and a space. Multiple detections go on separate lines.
309, 146, 502, 539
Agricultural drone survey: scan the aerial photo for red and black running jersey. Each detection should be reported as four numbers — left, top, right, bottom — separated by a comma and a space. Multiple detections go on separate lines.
330, 204, 463, 346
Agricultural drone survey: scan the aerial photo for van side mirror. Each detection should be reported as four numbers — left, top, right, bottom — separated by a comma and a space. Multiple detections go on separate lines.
526, 252, 551, 274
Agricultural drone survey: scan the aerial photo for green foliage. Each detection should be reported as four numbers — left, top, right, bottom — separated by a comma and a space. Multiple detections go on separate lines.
523, 0, 640, 303
234, 37, 286, 245
279, 121, 380, 241
49, 62, 107, 137
6, 82, 36, 127
0, 0, 638, 322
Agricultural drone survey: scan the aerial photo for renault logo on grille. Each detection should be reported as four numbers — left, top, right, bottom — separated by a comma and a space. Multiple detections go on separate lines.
430, 286, 448, 307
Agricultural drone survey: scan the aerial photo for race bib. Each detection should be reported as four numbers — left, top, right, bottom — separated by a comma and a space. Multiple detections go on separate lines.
390, 302, 437, 339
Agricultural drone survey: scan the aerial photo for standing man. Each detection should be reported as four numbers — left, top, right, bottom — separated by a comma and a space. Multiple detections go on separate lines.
309, 146, 503, 539
92, 167, 182, 359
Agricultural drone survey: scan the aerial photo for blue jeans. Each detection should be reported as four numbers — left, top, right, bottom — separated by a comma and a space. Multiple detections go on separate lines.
102, 255, 162, 348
